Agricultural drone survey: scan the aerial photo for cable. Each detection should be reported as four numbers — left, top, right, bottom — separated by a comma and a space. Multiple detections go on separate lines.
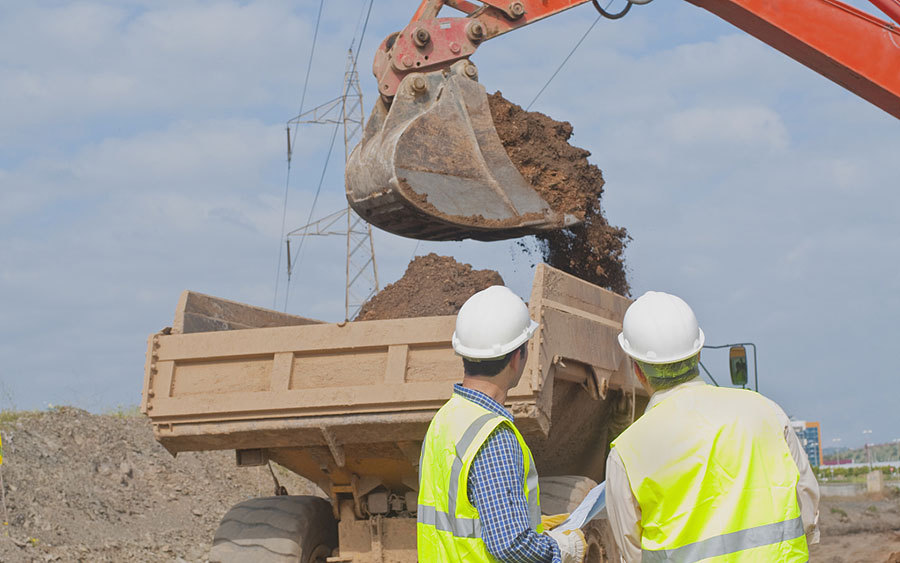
353, 0, 374, 70
592, 0, 632, 19
527, 13, 602, 110
409, 240, 422, 263
284, 118, 342, 311
273, 0, 326, 308
289, 0, 327, 163
527, 0, 648, 110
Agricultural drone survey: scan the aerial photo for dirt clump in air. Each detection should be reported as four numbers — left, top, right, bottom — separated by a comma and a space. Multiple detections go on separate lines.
488, 91, 630, 295
355, 253, 504, 321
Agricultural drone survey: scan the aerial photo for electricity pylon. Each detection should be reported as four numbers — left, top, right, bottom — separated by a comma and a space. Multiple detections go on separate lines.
285, 49, 379, 321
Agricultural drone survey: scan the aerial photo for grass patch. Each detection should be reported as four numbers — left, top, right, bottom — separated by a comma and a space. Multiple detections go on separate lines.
830, 506, 848, 518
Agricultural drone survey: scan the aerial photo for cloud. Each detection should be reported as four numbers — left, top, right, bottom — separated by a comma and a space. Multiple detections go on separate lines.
0, 1, 354, 153
658, 105, 789, 151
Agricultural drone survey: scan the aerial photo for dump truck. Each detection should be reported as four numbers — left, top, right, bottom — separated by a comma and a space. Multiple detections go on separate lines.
142, 263, 648, 562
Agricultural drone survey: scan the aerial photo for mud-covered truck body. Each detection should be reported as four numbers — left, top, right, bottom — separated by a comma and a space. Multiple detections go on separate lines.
142, 263, 647, 562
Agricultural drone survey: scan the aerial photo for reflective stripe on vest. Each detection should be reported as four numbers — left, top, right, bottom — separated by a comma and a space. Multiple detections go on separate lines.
641, 517, 805, 563
417, 394, 542, 560
417, 504, 482, 539
613, 384, 809, 562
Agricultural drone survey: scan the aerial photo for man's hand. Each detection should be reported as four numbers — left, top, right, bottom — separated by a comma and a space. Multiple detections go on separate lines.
546, 525, 586, 563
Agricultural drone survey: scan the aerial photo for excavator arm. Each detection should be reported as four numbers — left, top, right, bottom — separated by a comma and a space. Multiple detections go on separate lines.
346, 0, 900, 241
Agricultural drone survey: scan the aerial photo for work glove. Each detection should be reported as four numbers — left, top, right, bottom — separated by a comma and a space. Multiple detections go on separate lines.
541, 513, 570, 530
544, 513, 586, 563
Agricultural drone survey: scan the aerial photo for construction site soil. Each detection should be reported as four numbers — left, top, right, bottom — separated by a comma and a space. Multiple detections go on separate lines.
1, 408, 898, 562
488, 92, 630, 296
355, 253, 504, 321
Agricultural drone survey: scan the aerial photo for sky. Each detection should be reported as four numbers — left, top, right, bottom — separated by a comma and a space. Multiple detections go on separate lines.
1, 0, 898, 450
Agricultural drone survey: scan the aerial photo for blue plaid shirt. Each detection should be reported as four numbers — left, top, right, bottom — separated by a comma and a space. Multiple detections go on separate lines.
454, 384, 561, 563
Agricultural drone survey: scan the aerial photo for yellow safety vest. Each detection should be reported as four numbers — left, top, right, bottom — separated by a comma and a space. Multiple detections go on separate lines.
612, 384, 809, 562
417, 393, 543, 562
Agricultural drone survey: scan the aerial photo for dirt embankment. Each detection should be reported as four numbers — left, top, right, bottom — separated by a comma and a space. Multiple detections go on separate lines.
355, 253, 503, 321
488, 92, 630, 296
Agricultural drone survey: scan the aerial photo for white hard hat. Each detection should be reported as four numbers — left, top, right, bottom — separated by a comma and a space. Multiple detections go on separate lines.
452, 286, 539, 360
617, 291, 705, 364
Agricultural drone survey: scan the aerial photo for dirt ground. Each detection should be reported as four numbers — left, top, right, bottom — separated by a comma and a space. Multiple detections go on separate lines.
810, 494, 900, 562
355, 253, 503, 321
488, 92, 630, 296
1, 408, 897, 562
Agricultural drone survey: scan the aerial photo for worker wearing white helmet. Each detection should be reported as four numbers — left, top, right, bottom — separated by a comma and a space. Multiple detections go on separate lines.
418, 286, 585, 563
607, 291, 820, 562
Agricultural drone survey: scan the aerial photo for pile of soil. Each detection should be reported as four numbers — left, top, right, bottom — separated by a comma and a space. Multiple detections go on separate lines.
488, 92, 630, 296
0, 408, 316, 563
355, 253, 503, 321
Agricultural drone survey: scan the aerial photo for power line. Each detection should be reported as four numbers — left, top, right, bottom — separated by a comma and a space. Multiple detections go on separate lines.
273, 0, 326, 308
352, 0, 374, 70
285, 1, 373, 287
526, 0, 625, 111
527, 12, 602, 110
283, 0, 375, 311
283, 118, 342, 311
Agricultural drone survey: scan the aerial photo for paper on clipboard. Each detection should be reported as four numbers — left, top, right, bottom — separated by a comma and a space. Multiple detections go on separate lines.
553, 481, 606, 532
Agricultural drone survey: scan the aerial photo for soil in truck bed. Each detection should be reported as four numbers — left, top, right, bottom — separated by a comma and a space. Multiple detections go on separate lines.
488, 92, 630, 296
355, 253, 504, 321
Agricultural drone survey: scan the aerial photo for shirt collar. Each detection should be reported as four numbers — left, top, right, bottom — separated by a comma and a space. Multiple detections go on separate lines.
645, 379, 708, 413
453, 383, 514, 421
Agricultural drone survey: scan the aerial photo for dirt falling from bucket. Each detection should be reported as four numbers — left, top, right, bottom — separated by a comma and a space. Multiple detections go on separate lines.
488, 92, 630, 295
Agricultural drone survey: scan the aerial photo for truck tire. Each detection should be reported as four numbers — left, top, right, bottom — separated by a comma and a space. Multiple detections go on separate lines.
539, 475, 597, 515
539, 475, 619, 563
210, 496, 337, 563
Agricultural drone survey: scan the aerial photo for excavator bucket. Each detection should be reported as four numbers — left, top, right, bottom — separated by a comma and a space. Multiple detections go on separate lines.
346, 60, 578, 241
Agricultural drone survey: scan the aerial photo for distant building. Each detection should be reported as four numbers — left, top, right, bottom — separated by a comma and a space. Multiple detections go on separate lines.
790, 420, 822, 467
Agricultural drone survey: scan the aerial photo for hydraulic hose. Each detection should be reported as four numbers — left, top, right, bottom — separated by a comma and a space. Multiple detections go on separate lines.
592, 0, 632, 19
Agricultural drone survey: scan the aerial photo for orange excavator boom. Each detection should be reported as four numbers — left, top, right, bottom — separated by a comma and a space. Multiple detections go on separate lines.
346, 0, 900, 241
377, 0, 900, 117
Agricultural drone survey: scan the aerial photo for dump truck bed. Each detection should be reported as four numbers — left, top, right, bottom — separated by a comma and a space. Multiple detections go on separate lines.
142, 263, 645, 510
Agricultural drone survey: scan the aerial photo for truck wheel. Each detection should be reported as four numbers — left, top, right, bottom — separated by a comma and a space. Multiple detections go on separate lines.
210, 496, 337, 563
539, 475, 597, 515
539, 475, 618, 563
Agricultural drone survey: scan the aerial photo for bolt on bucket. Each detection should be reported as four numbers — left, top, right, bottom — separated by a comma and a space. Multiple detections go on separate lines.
345, 60, 579, 241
